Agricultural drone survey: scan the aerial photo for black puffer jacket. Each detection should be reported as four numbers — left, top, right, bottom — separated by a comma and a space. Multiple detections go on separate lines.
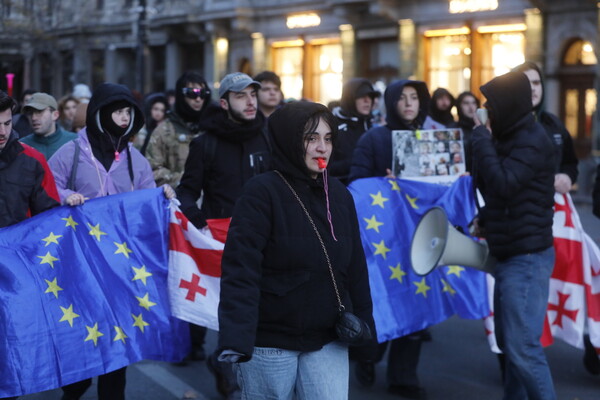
176, 109, 271, 228
471, 71, 555, 260
217, 102, 375, 360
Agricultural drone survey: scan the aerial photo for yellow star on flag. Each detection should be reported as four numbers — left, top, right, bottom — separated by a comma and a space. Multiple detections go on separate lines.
38, 251, 59, 268
113, 326, 128, 343
44, 278, 63, 298
62, 215, 79, 230
88, 223, 107, 241
132, 313, 150, 333
414, 278, 431, 298
136, 292, 157, 311
372, 240, 391, 260
59, 304, 80, 327
405, 194, 419, 209
132, 265, 153, 285
446, 265, 465, 277
114, 241, 133, 259
370, 191, 389, 209
84, 323, 104, 346
441, 279, 457, 295
364, 215, 384, 233
389, 263, 406, 283
42, 232, 63, 246
388, 180, 401, 191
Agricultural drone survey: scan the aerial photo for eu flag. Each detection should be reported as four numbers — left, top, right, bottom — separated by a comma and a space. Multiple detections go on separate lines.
348, 176, 489, 343
0, 188, 189, 397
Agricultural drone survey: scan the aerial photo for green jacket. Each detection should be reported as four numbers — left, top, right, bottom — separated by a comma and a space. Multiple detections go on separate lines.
20, 125, 78, 160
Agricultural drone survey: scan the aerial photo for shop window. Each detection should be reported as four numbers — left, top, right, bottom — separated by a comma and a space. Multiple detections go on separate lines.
479, 32, 525, 86
272, 45, 303, 101
563, 39, 597, 65
310, 43, 343, 105
427, 34, 470, 96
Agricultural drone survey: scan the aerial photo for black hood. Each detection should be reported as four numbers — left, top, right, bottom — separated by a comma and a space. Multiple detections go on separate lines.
174, 73, 212, 123
480, 71, 533, 139
268, 101, 337, 182
513, 61, 545, 114
340, 78, 379, 118
86, 83, 144, 170
384, 79, 430, 130
429, 87, 456, 126
143, 93, 170, 133
86, 82, 144, 141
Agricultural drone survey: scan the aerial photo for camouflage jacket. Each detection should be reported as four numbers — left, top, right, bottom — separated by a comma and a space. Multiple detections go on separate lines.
145, 111, 203, 188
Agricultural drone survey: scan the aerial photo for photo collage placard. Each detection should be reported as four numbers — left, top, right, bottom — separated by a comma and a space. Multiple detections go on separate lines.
391, 128, 465, 184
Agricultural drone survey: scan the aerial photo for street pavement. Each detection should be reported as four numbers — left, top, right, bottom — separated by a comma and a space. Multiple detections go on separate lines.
22, 199, 600, 400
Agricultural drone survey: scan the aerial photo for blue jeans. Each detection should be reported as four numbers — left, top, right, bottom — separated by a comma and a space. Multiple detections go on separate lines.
494, 246, 556, 400
234, 341, 349, 400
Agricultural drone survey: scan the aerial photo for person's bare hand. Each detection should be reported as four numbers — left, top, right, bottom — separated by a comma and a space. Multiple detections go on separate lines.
65, 193, 87, 206
554, 173, 572, 194
385, 168, 396, 179
162, 184, 176, 200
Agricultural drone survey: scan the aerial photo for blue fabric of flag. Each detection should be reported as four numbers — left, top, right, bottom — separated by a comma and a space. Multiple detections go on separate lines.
0, 188, 189, 397
348, 176, 489, 343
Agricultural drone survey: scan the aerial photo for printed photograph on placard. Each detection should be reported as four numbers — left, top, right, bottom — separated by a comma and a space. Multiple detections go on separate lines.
391, 128, 465, 184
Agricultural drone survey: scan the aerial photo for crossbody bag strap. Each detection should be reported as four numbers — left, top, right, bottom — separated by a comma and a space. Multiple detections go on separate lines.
274, 170, 344, 312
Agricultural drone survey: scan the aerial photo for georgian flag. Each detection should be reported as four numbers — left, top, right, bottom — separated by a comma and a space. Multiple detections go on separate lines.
485, 193, 600, 358
168, 207, 228, 331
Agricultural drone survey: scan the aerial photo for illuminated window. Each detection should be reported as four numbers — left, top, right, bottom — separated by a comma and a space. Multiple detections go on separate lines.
565, 89, 579, 136
480, 32, 525, 85
585, 88, 597, 137
272, 46, 304, 101
563, 39, 597, 65
427, 34, 470, 95
311, 43, 343, 105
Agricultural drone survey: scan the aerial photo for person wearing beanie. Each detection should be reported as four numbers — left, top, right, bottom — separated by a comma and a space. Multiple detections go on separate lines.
177, 72, 271, 397
455, 91, 481, 172
48, 83, 174, 399
513, 61, 578, 195
329, 78, 380, 184
216, 101, 375, 399
471, 71, 556, 400
145, 71, 220, 188
72, 83, 92, 104
424, 87, 457, 129
349, 79, 432, 399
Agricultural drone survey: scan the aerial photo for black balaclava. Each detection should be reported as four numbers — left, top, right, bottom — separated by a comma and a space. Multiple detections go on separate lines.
173, 71, 211, 131
99, 100, 131, 138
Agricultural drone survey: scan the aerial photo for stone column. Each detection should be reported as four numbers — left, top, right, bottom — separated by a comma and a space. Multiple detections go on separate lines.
398, 19, 417, 79
339, 24, 355, 82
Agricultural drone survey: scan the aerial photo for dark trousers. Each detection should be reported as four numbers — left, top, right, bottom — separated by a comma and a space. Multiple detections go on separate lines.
61, 367, 126, 400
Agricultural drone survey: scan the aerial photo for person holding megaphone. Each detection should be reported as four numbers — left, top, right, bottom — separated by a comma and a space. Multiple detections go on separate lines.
470, 70, 557, 400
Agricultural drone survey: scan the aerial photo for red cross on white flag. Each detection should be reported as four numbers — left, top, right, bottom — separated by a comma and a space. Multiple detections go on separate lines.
485, 193, 600, 359
168, 206, 228, 331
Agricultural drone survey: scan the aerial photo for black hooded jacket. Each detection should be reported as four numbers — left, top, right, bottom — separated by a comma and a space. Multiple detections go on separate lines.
86, 83, 145, 171
176, 109, 271, 228
329, 78, 378, 184
217, 102, 375, 360
471, 71, 555, 259
456, 91, 481, 172
349, 79, 430, 181
513, 62, 578, 184
429, 88, 457, 128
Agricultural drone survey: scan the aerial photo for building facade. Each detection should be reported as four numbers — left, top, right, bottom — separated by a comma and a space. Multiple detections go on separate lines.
0, 0, 598, 159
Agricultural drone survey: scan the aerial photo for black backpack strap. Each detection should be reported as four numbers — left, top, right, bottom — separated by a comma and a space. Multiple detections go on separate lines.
126, 145, 135, 190
67, 140, 81, 191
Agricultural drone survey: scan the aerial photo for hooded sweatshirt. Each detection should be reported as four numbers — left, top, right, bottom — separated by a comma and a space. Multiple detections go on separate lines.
471, 71, 555, 259
48, 83, 155, 201
217, 101, 375, 359
513, 61, 578, 183
427, 87, 457, 128
176, 106, 271, 228
349, 79, 431, 181
329, 78, 379, 184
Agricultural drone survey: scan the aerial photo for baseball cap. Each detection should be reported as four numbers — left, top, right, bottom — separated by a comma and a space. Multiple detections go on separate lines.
218, 72, 261, 98
23, 92, 58, 111
355, 83, 381, 99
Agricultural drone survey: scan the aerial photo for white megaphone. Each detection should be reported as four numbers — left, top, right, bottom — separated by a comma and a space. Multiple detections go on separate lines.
410, 207, 496, 276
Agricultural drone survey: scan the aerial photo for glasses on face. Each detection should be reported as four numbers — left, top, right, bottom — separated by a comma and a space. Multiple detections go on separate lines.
182, 87, 211, 100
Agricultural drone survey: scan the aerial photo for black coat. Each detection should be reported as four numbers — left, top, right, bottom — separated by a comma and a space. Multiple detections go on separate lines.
217, 102, 375, 360
471, 72, 555, 260
0, 132, 60, 227
176, 110, 271, 228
